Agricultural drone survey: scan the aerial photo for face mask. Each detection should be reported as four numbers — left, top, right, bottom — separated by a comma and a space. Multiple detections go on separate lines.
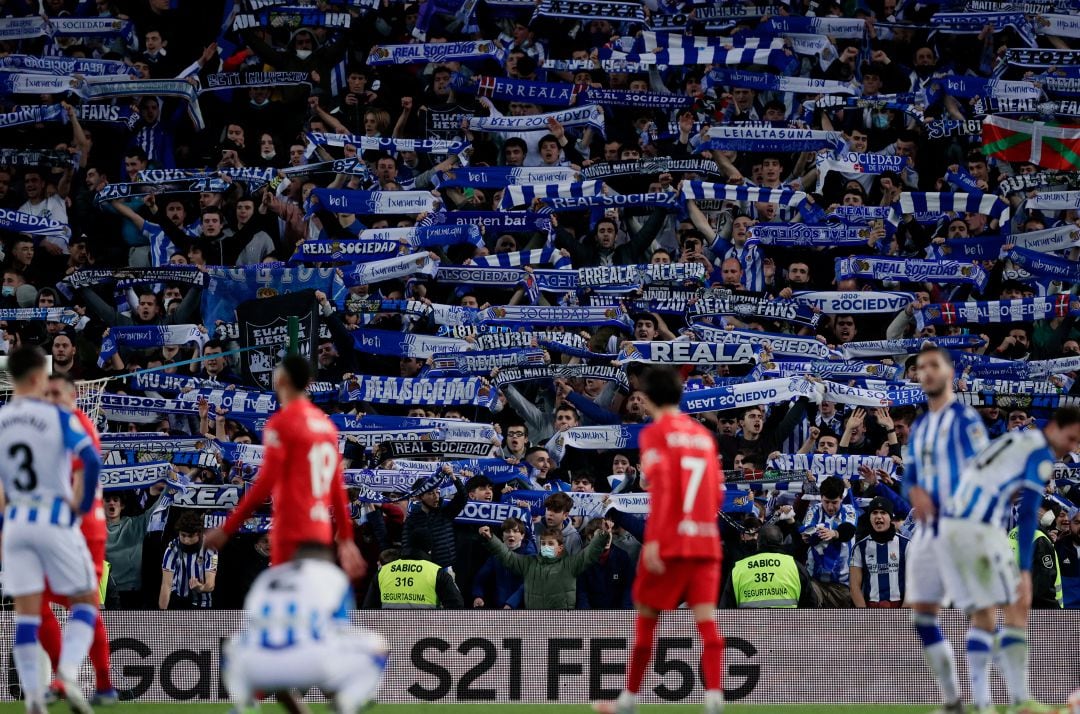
180, 540, 201, 554
1, 286, 13, 297
295, 49, 312, 60
1040, 511, 1056, 528
539, 545, 557, 559
872, 113, 890, 129
261, 150, 276, 160
251, 98, 269, 107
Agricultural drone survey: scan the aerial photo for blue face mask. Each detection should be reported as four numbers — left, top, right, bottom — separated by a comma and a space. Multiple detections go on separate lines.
539, 545, 558, 559
1, 286, 13, 297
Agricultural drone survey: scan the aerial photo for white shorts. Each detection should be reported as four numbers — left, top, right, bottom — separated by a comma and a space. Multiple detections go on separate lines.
939, 518, 1019, 613
0, 521, 96, 598
904, 523, 946, 606
224, 630, 387, 703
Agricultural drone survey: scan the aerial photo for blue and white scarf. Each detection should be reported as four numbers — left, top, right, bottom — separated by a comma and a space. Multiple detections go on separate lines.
71, 103, 138, 128
544, 424, 644, 465
704, 68, 856, 96
469, 104, 605, 136
617, 341, 760, 365
839, 335, 985, 359
915, 294, 1078, 330
688, 324, 832, 359
926, 118, 985, 139
1028, 355, 1080, 377
892, 192, 1009, 225
836, 256, 989, 290
749, 223, 870, 247
429, 348, 546, 375
435, 166, 577, 189
367, 40, 504, 65
305, 132, 468, 157
937, 74, 1042, 101
83, 78, 204, 130
703, 126, 843, 154
200, 70, 311, 93
607, 47, 796, 73
1032, 13, 1080, 38
1005, 48, 1080, 69
1026, 191, 1080, 210
0, 207, 70, 238
0, 17, 47, 41
541, 192, 680, 211
100, 393, 205, 420
763, 360, 903, 381
681, 181, 807, 208
759, 15, 867, 38
531, 0, 646, 22
816, 152, 908, 191
310, 188, 439, 215
419, 209, 550, 234
491, 365, 628, 390
233, 7, 351, 30
632, 31, 782, 52
0, 148, 76, 169
1006, 247, 1080, 283
99, 462, 175, 493
46, 16, 137, 43
827, 206, 893, 224
99, 324, 208, 368
0, 308, 78, 325
681, 377, 821, 414
343, 253, 439, 287
295, 239, 402, 262
454, 74, 578, 106
577, 87, 693, 108
470, 248, 573, 271
930, 12, 1037, 46
95, 179, 229, 204
498, 180, 601, 210
577, 263, 706, 289
477, 305, 631, 329
474, 330, 588, 352
352, 329, 472, 359
791, 291, 914, 314
767, 453, 896, 478
688, 289, 821, 328
342, 375, 496, 409
0, 55, 133, 77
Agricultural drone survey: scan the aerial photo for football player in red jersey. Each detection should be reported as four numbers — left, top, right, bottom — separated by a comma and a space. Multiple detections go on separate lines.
39, 373, 117, 706
594, 366, 725, 714
205, 355, 363, 579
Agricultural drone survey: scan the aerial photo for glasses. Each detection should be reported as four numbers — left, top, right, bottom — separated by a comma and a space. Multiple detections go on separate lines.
507, 430, 527, 437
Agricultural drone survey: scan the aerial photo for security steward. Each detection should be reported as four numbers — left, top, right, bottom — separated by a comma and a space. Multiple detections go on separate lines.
363, 532, 464, 609
720, 525, 818, 608
1009, 500, 1063, 609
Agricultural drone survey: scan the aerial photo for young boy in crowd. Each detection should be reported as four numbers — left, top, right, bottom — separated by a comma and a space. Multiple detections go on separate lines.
471, 517, 531, 609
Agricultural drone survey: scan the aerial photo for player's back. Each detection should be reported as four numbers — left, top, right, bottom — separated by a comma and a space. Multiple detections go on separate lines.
640, 411, 722, 560
241, 559, 352, 651
906, 398, 988, 512
264, 398, 341, 539
946, 429, 1052, 528
0, 397, 81, 514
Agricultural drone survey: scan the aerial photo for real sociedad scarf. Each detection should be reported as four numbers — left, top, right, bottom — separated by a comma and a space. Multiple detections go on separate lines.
1033, 13, 1080, 38
926, 118, 985, 140
688, 324, 832, 359
454, 501, 533, 527
305, 132, 468, 157
689, 288, 821, 328
749, 223, 871, 247
791, 291, 914, 314
1028, 355, 1080, 377
0, 17, 47, 41
0, 207, 69, 238
0, 104, 66, 129
475, 330, 588, 352
767, 453, 896, 477
470, 104, 605, 136
821, 381, 897, 408
617, 341, 760, 365
1006, 246, 1080, 283
232, 7, 351, 30
295, 239, 401, 262
200, 71, 311, 93
681, 377, 821, 414
95, 179, 229, 204
343, 253, 439, 287
379, 440, 497, 459
0, 148, 75, 169
83, 78, 204, 130
100, 393, 204, 418
681, 181, 807, 208
454, 74, 579, 106
470, 248, 573, 271
950, 351, 1032, 379
491, 365, 628, 390
702, 126, 843, 154
931, 12, 1037, 46
839, 335, 985, 359
310, 188, 439, 215
541, 192, 681, 211
826, 205, 894, 224
762, 360, 903, 381
1027, 191, 1080, 210
435, 166, 577, 189
836, 256, 989, 290
937, 74, 1042, 101
580, 158, 720, 181
704, 68, 856, 96
342, 375, 496, 409
367, 40, 503, 66
531, 0, 646, 22
477, 305, 632, 329
296, 225, 482, 262
99, 462, 175, 492
1005, 49, 1080, 69
99, 324, 208, 368
419, 209, 550, 234
347, 299, 478, 327
545, 424, 644, 465
353, 329, 471, 359
816, 153, 908, 191
576, 87, 693, 108
0, 54, 134, 77
577, 263, 706, 290
0, 308, 78, 325
498, 180, 601, 209
65, 266, 208, 290
429, 348, 546, 374
101, 436, 208, 455
759, 15, 867, 38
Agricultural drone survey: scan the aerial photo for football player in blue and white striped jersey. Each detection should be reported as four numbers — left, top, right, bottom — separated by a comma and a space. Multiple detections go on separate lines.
902, 345, 989, 714
940, 407, 1080, 714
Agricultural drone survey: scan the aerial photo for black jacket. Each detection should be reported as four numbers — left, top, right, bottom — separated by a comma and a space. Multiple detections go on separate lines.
402, 480, 468, 568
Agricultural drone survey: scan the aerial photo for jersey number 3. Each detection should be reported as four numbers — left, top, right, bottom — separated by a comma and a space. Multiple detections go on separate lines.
307, 442, 336, 498
8, 443, 37, 492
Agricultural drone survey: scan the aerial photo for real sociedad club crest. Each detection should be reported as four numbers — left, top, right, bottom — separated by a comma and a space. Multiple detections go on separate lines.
854, 258, 872, 272
924, 306, 942, 321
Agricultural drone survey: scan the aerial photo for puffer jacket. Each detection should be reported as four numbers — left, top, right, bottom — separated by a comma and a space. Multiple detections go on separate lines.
482, 530, 608, 609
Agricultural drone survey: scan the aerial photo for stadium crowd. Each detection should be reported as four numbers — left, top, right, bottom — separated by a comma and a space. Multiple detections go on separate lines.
0, 0, 1079, 614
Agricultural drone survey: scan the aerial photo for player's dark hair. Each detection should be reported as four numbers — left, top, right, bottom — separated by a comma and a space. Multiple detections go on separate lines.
48, 371, 76, 386
278, 354, 311, 391
544, 492, 573, 513
7, 345, 47, 383
820, 476, 845, 500
1051, 406, 1080, 428
641, 366, 684, 407
915, 344, 952, 367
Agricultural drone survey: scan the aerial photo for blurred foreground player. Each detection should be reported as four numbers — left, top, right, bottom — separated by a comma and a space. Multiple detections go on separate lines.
0, 347, 102, 714
40, 373, 116, 706
594, 366, 724, 714
223, 547, 388, 714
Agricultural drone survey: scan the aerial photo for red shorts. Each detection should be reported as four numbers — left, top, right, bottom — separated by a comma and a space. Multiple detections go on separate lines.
633, 557, 721, 610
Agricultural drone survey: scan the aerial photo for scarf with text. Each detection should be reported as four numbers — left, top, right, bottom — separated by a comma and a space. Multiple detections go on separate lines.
836, 256, 989, 290
1026, 191, 1080, 210
791, 291, 913, 314
305, 132, 468, 157
429, 348, 547, 375
99, 324, 208, 368
310, 188, 439, 216
0, 148, 76, 169
454, 74, 579, 106
232, 7, 351, 30
617, 341, 760, 365
0, 104, 67, 129
703, 125, 843, 154
477, 304, 632, 330
681, 376, 821, 413
469, 104, 605, 136
816, 152, 908, 191
688, 288, 821, 328
498, 180, 602, 210
343, 253, 439, 287
352, 329, 471, 359
749, 223, 871, 247
341, 375, 496, 409
839, 335, 985, 359
0, 308, 78, 325
681, 181, 808, 209
688, 324, 832, 359
890, 192, 1010, 225
544, 424, 644, 465
1005, 246, 1080, 283
767, 453, 896, 478
435, 166, 577, 189
0, 207, 70, 239
366, 40, 503, 66
704, 68, 856, 96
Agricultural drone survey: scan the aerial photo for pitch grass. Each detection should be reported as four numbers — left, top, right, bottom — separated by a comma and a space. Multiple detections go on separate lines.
0, 705, 977, 713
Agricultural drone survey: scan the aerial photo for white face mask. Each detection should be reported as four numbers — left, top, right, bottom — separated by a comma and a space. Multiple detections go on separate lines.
1041, 510, 1057, 528
295, 49, 312, 60
539, 545, 557, 559
261, 150, 276, 159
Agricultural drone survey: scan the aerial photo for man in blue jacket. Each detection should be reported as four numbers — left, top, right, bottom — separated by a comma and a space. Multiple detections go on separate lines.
576, 519, 635, 609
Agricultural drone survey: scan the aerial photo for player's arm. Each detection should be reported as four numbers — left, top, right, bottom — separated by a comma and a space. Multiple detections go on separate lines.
218, 428, 284, 539
60, 409, 101, 514
1014, 454, 1049, 572
330, 453, 354, 544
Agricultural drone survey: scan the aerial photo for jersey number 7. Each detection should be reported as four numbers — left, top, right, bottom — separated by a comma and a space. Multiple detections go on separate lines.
681, 456, 707, 514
